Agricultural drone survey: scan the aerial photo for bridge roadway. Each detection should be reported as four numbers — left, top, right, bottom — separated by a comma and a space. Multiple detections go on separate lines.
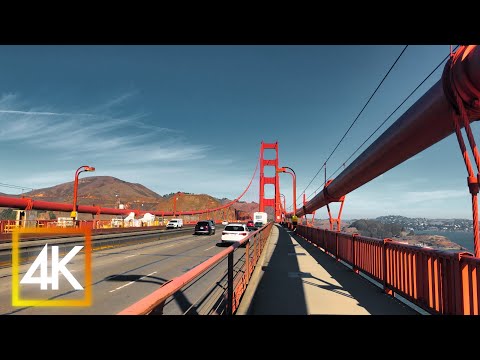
0, 228, 243, 315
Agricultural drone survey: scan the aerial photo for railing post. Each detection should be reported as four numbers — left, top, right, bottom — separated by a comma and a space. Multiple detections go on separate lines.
252, 233, 256, 264
352, 233, 359, 274
149, 300, 167, 315
335, 231, 339, 261
246, 240, 250, 284
453, 252, 465, 315
226, 252, 234, 315
383, 238, 394, 296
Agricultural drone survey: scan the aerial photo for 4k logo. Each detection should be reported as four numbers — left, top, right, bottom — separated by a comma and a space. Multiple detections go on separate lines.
20, 244, 84, 290
12, 227, 92, 307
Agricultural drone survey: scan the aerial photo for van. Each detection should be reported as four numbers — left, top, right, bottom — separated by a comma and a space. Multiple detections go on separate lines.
166, 218, 183, 229
253, 212, 268, 226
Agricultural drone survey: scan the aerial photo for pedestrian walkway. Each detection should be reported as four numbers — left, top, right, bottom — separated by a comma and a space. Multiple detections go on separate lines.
248, 224, 418, 315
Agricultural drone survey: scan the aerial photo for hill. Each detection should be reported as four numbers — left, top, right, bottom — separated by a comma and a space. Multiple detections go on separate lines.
22, 176, 162, 209
375, 215, 472, 232
349, 219, 405, 238
0, 176, 258, 219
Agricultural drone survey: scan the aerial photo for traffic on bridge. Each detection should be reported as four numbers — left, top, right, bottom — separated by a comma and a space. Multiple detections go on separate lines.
0, 45, 479, 315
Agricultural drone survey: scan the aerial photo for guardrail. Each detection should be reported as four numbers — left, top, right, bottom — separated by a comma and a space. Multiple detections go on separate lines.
0, 223, 197, 243
0, 226, 198, 268
118, 222, 274, 315
291, 224, 480, 315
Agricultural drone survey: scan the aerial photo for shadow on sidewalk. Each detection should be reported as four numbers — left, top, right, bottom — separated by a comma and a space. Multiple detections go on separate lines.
250, 225, 308, 314
291, 230, 418, 315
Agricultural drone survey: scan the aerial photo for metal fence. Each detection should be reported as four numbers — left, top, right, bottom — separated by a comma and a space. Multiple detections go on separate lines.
118, 222, 274, 315
293, 224, 480, 315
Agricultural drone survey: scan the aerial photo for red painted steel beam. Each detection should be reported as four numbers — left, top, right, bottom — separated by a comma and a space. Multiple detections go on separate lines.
297, 45, 480, 217
0, 195, 242, 217
0, 148, 260, 218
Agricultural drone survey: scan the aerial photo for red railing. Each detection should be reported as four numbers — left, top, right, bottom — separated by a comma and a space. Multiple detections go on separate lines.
460, 255, 480, 315
295, 224, 480, 315
118, 222, 274, 315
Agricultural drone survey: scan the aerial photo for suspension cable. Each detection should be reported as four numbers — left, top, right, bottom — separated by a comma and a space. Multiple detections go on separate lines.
0, 182, 34, 191
306, 45, 459, 201
297, 45, 409, 203
442, 45, 480, 257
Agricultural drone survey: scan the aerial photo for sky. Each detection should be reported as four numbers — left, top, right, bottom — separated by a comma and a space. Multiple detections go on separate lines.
0, 45, 476, 220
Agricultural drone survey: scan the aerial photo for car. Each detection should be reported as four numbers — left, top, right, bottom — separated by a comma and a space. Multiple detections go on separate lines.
207, 220, 216, 234
246, 219, 257, 231
221, 223, 249, 244
254, 222, 264, 228
166, 218, 183, 229
222, 220, 228, 225
194, 220, 215, 235
206, 220, 216, 232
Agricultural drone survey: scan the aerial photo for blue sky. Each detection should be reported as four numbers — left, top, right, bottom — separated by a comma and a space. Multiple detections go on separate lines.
0, 45, 475, 219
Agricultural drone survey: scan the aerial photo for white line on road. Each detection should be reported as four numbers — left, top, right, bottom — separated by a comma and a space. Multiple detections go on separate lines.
109, 271, 157, 293
204, 245, 215, 251
165, 244, 175, 248
124, 254, 137, 258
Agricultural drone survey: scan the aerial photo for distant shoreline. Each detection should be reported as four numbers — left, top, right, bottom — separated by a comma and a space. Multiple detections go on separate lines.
415, 230, 473, 253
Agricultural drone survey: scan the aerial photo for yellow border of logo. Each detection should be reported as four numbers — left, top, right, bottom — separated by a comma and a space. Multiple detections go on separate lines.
11, 227, 92, 307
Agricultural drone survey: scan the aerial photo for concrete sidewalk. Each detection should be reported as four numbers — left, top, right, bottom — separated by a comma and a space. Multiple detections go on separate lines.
248, 224, 418, 315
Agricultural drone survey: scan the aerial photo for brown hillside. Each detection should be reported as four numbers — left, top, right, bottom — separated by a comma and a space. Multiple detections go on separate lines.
11, 177, 257, 215
154, 194, 223, 213
0, 177, 262, 221
231, 202, 259, 218
23, 176, 162, 208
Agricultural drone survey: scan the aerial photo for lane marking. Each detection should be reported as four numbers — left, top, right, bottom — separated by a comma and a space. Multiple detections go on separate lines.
109, 271, 157, 293
165, 244, 175, 248
204, 245, 215, 251
124, 254, 137, 258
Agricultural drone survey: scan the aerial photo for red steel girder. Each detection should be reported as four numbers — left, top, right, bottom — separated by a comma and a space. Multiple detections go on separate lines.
297, 45, 480, 217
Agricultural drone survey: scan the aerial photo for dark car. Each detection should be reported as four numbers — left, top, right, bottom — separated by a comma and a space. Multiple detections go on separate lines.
246, 220, 257, 231
195, 220, 215, 235
207, 220, 216, 234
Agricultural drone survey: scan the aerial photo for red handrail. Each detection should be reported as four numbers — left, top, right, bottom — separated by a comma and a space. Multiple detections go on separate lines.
296, 224, 479, 315
118, 222, 274, 315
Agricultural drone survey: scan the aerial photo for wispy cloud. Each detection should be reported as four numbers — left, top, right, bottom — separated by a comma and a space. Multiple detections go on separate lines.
0, 93, 211, 165
93, 91, 138, 111
0, 93, 255, 200
0, 109, 95, 116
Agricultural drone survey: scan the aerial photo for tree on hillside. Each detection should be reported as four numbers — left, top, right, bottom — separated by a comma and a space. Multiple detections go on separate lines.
349, 219, 403, 238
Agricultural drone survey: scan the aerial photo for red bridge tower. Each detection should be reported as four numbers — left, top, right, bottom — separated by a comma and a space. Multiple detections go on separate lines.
259, 141, 281, 222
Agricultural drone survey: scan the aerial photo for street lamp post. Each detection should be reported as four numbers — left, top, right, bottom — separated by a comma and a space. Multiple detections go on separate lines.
280, 193, 287, 224
280, 193, 286, 213
72, 165, 95, 226
173, 192, 183, 217
278, 166, 297, 214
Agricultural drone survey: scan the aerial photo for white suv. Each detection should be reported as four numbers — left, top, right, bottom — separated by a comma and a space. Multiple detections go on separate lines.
221, 223, 249, 244
166, 219, 183, 229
